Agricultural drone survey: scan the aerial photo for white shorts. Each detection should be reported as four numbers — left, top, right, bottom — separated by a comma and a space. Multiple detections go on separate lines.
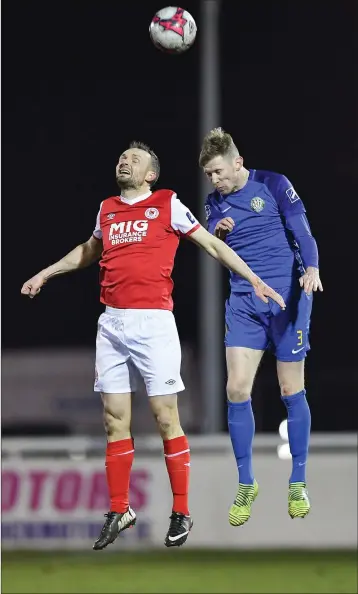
94, 307, 185, 396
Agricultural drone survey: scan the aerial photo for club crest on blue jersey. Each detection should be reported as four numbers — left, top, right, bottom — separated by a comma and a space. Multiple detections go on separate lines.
205, 204, 211, 220
250, 197, 265, 213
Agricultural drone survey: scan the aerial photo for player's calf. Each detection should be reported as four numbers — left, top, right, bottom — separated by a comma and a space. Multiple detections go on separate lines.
280, 389, 311, 519
162, 434, 192, 546
227, 394, 257, 526
150, 395, 193, 546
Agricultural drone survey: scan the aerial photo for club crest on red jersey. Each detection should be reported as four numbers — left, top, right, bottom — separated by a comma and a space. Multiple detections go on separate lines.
145, 207, 159, 219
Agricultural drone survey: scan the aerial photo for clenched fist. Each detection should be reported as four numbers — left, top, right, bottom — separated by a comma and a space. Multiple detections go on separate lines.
21, 273, 47, 299
214, 217, 235, 240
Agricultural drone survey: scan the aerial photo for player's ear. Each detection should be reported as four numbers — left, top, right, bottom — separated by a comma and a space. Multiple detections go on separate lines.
145, 170, 156, 184
235, 156, 244, 171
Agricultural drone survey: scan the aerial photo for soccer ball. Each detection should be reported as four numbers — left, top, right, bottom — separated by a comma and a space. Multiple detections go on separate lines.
149, 6, 197, 53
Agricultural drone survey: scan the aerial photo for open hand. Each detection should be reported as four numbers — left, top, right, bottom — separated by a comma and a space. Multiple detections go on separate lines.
252, 278, 286, 310
299, 266, 323, 295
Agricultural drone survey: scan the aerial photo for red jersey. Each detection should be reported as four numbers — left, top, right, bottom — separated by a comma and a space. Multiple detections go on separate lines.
93, 189, 201, 310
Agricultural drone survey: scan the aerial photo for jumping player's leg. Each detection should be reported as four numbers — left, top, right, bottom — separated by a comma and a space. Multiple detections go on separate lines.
226, 346, 263, 484
93, 311, 139, 550
225, 293, 269, 526
277, 359, 311, 518
271, 287, 313, 518
102, 391, 134, 512
226, 347, 262, 525
127, 309, 192, 547
149, 393, 192, 546
149, 394, 188, 515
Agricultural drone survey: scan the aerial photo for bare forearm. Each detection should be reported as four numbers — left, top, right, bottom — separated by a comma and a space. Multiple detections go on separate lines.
208, 238, 257, 285
41, 242, 99, 280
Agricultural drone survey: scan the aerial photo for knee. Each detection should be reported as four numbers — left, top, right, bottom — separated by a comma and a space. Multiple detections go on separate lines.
279, 379, 305, 397
103, 407, 130, 440
153, 404, 182, 439
227, 378, 251, 403
280, 383, 297, 397
277, 361, 305, 397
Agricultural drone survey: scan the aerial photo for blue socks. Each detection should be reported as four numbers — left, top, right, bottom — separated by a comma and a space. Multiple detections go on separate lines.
282, 390, 311, 484
227, 399, 255, 485
228, 391, 310, 486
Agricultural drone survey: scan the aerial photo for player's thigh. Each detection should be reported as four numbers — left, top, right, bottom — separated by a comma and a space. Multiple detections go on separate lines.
95, 312, 140, 395
226, 347, 264, 401
276, 360, 305, 396
127, 310, 185, 397
225, 293, 269, 351
270, 286, 313, 363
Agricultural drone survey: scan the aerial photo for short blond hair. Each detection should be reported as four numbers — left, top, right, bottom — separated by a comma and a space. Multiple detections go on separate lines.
199, 127, 239, 167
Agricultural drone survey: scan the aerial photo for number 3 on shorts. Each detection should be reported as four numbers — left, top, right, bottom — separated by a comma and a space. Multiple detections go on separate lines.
297, 330, 303, 346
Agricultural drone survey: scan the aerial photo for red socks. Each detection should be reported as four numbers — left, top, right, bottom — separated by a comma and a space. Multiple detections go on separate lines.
105, 438, 134, 513
164, 435, 190, 516
105, 435, 190, 516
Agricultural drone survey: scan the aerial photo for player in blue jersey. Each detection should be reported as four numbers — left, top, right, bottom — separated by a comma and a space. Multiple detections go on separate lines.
199, 128, 323, 525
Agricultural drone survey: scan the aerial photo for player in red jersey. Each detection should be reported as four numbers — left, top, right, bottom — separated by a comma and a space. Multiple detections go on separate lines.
21, 141, 285, 550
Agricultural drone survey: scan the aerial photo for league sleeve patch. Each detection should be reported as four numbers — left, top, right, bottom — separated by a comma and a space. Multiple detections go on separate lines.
186, 210, 197, 225
286, 186, 300, 203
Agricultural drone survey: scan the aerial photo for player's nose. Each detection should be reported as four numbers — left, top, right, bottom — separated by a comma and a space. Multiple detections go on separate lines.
211, 174, 219, 185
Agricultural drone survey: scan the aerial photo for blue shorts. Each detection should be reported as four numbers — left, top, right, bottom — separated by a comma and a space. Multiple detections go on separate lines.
225, 285, 313, 362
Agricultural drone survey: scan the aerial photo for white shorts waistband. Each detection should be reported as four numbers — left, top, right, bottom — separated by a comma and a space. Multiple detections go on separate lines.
104, 306, 171, 317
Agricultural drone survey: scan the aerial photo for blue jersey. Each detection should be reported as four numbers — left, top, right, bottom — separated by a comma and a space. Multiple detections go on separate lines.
205, 169, 313, 292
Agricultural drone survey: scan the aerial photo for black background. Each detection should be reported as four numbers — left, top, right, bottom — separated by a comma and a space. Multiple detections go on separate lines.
2, 1, 356, 430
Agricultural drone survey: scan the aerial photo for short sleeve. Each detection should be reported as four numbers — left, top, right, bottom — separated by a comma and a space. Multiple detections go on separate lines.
93, 202, 103, 239
205, 195, 222, 235
275, 175, 306, 217
171, 194, 201, 235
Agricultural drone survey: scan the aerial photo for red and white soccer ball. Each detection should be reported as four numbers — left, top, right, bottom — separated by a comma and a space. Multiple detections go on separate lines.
149, 6, 197, 53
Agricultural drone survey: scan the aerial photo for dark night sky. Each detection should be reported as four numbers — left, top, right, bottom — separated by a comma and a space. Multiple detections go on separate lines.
2, 1, 356, 428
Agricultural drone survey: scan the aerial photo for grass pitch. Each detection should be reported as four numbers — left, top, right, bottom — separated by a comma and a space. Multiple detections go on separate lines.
2, 550, 357, 593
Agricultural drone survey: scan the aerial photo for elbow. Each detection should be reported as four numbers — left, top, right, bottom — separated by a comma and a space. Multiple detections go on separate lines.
206, 236, 221, 259
205, 245, 219, 259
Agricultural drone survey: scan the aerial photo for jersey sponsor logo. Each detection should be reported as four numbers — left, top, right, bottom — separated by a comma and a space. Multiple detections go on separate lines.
109, 220, 148, 245
286, 186, 300, 203
145, 207, 159, 220
186, 210, 197, 225
250, 197, 265, 213
204, 204, 211, 220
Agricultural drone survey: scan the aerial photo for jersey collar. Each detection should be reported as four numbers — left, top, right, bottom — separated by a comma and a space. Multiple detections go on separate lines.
119, 191, 152, 205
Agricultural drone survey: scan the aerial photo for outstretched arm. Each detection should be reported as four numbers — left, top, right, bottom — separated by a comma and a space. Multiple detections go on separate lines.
188, 226, 286, 309
21, 235, 102, 298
